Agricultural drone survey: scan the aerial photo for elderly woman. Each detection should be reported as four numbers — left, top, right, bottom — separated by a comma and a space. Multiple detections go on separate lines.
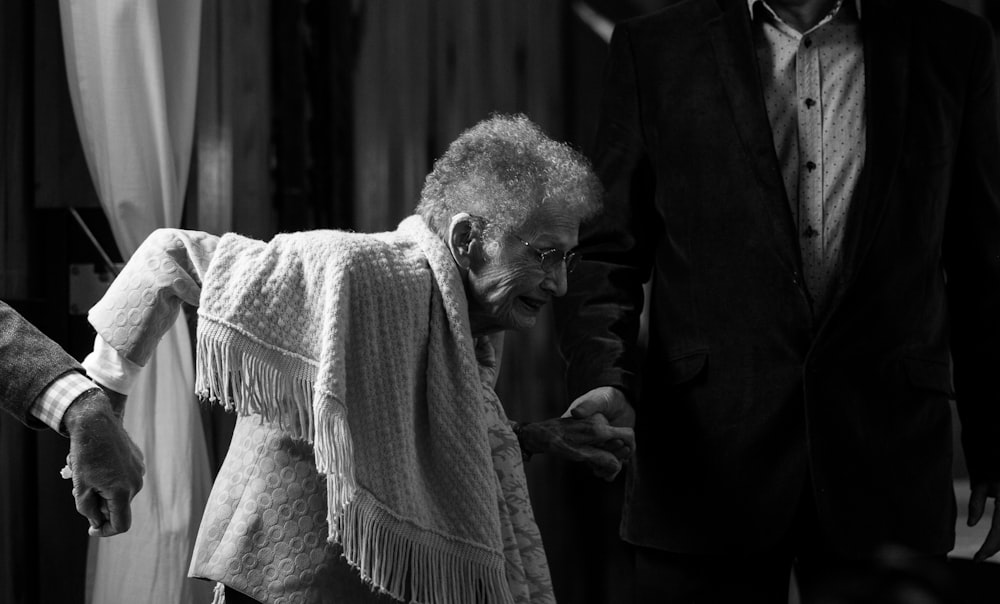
80, 114, 630, 604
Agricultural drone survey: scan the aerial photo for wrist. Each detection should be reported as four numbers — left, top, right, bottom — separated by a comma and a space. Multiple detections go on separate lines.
510, 421, 535, 463
62, 389, 115, 436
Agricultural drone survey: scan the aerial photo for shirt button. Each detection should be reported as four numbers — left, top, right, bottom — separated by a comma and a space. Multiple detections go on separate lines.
804, 37, 813, 48
805, 98, 816, 108
806, 161, 817, 171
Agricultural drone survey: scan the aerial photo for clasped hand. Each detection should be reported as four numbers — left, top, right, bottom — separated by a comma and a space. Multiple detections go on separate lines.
969, 481, 1000, 561
519, 386, 635, 481
64, 388, 144, 537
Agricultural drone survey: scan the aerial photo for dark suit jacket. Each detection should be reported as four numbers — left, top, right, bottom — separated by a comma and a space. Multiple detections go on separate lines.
557, 0, 1000, 556
0, 301, 85, 428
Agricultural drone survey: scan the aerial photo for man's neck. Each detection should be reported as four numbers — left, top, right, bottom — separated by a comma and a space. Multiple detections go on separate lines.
766, 0, 841, 32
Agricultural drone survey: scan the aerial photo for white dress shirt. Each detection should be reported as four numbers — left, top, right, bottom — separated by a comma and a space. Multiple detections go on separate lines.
750, 0, 866, 314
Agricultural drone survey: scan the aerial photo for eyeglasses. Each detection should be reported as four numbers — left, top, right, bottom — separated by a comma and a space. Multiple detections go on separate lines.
515, 235, 581, 274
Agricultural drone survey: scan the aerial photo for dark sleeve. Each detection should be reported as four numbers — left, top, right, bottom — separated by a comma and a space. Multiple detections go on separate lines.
555, 24, 660, 403
0, 301, 84, 427
944, 18, 1000, 485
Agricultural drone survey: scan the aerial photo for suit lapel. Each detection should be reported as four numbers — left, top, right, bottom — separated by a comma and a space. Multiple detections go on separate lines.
826, 0, 912, 315
706, 0, 802, 272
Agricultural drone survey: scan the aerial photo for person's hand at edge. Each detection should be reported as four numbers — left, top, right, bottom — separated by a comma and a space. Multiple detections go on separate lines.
968, 480, 1000, 561
63, 388, 144, 537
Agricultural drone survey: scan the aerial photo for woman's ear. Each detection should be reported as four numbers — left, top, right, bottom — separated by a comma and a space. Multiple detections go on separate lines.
448, 213, 482, 270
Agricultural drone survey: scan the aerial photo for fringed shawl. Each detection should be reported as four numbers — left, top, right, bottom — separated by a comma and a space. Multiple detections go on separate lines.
194, 216, 516, 603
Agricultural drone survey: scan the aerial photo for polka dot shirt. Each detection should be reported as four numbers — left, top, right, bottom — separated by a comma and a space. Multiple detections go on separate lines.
749, 0, 866, 315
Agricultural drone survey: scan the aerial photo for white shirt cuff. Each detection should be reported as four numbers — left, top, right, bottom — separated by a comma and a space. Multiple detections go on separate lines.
82, 334, 143, 395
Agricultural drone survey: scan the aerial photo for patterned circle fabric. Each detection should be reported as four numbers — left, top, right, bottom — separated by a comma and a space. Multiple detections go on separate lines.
191, 417, 398, 604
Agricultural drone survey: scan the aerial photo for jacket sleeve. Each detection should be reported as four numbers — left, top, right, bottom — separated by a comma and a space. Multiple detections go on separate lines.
944, 17, 1000, 485
87, 228, 218, 368
0, 301, 84, 427
555, 23, 659, 403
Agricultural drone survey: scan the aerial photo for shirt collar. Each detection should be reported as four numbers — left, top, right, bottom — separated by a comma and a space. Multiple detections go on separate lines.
747, 0, 862, 23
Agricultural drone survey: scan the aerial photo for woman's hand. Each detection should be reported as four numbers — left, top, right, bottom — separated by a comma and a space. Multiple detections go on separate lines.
516, 413, 634, 481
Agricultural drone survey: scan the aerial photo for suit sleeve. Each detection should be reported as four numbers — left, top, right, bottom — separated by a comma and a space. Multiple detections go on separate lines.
555, 24, 660, 403
944, 18, 1000, 485
0, 301, 85, 428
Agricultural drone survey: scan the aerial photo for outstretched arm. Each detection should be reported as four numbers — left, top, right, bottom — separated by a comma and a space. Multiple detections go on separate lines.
86, 228, 218, 372
3, 301, 146, 536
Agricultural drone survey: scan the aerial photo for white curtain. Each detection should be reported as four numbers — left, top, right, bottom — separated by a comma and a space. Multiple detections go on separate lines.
58, 1, 213, 603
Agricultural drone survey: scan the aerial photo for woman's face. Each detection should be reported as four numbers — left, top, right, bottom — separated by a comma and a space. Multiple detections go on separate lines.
465, 206, 580, 335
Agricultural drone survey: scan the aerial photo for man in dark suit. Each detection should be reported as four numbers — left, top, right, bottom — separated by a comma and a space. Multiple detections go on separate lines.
0, 301, 143, 537
556, 0, 1000, 600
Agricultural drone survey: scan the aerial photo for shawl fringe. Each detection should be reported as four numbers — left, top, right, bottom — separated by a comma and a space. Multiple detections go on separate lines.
195, 317, 359, 522
340, 490, 512, 604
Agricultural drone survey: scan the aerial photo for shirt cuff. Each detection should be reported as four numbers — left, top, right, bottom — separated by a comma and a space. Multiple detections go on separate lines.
82, 334, 143, 394
30, 371, 100, 434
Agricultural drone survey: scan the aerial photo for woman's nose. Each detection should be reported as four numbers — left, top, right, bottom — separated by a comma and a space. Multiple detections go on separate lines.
541, 262, 568, 297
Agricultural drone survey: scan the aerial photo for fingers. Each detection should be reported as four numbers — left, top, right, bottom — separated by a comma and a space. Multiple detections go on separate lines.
76, 488, 134, 537
603, 425, 636, 452
519, 410, 635, 477
565, 393, 604, 419
974, 502, 1000, 561
567, 386, 630, 421
969, 486, 988, 526
103, 496, 133, 537
67, 404, 145, 533
75, 488, 106, 532
580, 448, 623, 482
570, 387, 636, 430
601, 438, 625, 451
583, 416, 636, 457
89, 501, 111, 536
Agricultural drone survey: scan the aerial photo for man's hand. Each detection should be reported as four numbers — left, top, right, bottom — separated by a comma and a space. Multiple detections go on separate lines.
565, 385, 636, 429
63, 389, 144, 537
517, 413, 635, 481
969, 480, 1000, 561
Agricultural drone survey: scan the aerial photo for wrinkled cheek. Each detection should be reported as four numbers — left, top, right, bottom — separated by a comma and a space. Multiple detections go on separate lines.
484, 270, 531, 307
486, 285, 518, 316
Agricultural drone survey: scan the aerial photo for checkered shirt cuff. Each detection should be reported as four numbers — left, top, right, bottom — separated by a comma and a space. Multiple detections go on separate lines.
31, 371, 100, 435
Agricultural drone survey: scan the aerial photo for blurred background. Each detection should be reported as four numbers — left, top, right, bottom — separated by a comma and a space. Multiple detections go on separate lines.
0, 1, 996, 603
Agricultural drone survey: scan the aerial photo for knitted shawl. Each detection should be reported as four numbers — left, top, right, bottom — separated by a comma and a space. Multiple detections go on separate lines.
195, 216, 514, 603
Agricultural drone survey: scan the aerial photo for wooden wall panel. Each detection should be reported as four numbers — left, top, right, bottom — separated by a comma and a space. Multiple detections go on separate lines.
193, 0, 272, 239
353, 0, 431, 232
227, 1, 273, 240
192, 0, 233, 236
